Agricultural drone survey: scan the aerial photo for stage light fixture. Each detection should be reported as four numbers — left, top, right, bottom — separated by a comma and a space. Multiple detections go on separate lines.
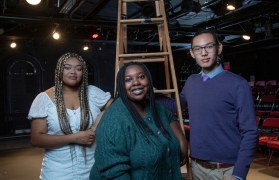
26, 0, 41, 5
239, 24, 251, 41
227, 4, 235, 10
10, 42, 17, 48
53, 32, 60, 40
242, 34, 251, 40
83, 45, 89, 51
226, 0, 236, 11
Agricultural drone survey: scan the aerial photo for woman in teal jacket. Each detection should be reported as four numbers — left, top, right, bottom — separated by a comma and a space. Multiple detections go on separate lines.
90, 62, 187, 179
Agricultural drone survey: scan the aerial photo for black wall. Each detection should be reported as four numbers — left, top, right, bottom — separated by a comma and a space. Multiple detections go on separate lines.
226, 48, 279, 82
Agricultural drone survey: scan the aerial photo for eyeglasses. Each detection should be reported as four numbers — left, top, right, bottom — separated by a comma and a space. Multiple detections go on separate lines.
191, 43, 217, 55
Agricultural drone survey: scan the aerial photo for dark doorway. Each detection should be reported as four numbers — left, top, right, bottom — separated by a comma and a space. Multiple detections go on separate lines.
4, 55, 42, 137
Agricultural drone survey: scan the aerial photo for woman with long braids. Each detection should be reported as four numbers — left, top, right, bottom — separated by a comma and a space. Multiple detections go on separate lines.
90, 62, 187, 179
28, 52, 112, 179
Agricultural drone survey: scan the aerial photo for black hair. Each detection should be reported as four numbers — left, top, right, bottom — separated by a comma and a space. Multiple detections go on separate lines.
115, 62, 170, 140
191, 29, 221, 48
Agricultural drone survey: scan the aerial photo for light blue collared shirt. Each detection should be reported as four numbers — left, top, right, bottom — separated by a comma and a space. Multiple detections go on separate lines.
200, 65, 224, 79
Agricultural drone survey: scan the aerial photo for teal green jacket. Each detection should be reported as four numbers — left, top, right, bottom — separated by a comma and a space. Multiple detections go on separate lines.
90, 98, 181, 180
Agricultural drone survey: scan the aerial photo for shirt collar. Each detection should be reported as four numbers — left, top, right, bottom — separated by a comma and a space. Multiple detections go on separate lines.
200, 65, 224, 79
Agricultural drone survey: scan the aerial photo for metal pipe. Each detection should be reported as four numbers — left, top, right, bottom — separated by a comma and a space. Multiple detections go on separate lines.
57, 0, 61, 8
0, 15, 116, 27
2, 0, 7, 14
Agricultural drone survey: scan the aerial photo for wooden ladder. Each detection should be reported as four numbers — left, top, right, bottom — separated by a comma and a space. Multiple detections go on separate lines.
115, 0, 190, 177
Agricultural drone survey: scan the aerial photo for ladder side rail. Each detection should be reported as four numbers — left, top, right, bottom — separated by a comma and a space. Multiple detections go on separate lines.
155, 0, 163, 51
122, 2, 128, 54
158, 0, 183, 130
115, 0, 124, 95
155, 1, 171, 93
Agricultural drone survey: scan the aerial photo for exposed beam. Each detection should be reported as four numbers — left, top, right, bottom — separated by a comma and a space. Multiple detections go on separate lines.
195, 1, 279, 30
0, 14, 116, 27
84, 0, 111, 20
226, 38, 279, 55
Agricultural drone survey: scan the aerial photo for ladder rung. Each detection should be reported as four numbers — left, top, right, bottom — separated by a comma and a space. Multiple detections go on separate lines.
120, 17, 164, 25
122, 58, 165, 63
122, 0, 159, 2
118, 52, 169, 58
154, 89, 176, 94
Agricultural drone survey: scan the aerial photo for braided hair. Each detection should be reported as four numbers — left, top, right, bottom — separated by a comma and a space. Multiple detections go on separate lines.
54, 52, 90, 134
115, 62, 170, 139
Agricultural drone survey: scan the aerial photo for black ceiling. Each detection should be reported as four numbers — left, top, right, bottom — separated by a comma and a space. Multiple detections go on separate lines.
1, 0, 279, 51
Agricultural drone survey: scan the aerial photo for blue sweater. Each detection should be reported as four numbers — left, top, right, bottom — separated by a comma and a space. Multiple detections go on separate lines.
186, 70, 258, 179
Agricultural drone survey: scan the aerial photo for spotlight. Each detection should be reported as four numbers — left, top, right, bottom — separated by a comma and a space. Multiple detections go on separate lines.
242, 35, 251, 40
53, 32, 60, 40
239, 24, 252, 41
10, 42, 17, 48
83, 45, 89, 51
226, 4, 235, 11
226, 0, 237, 11
26, 0, 41, 5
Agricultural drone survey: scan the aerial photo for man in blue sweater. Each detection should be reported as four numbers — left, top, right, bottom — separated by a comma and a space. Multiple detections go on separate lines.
158, 30, 258, 180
